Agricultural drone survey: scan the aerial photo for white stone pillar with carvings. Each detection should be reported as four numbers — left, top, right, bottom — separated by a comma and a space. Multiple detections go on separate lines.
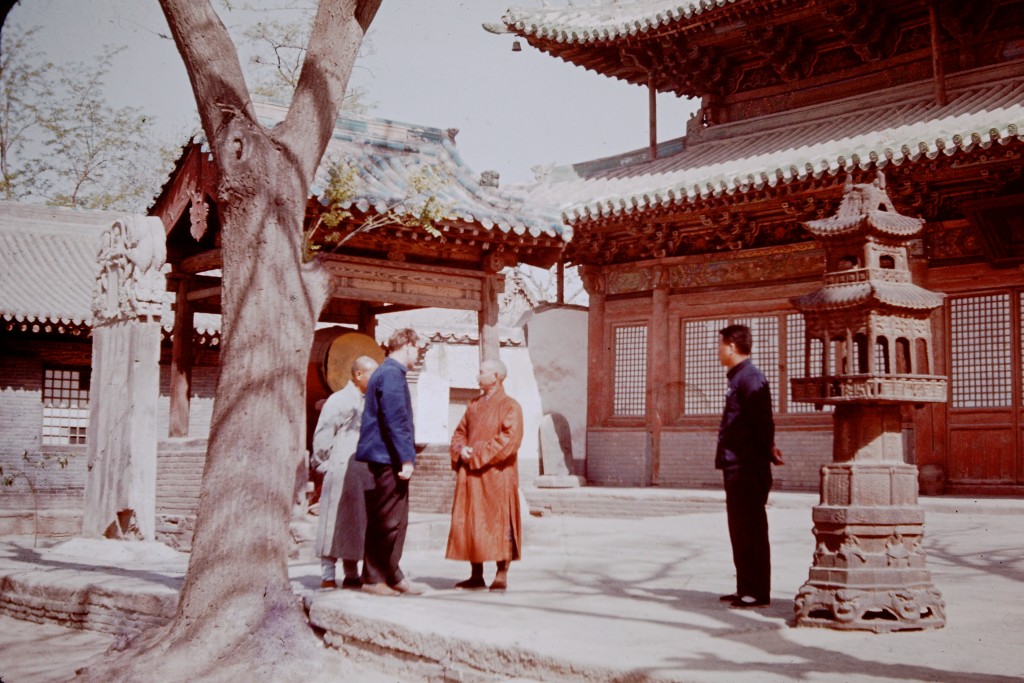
83, 216, 169, 541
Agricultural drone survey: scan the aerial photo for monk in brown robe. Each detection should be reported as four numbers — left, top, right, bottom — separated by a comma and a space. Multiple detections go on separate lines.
446, 358, 524, 592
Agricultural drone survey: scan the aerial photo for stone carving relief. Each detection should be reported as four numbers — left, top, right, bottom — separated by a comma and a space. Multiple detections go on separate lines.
93, 216, 170, 325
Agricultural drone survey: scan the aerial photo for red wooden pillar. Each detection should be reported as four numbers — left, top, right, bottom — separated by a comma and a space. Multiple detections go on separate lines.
581, 266, 606, 427
479, 274, 501, 362
168, 275, 194, 437
649, 277, 669, 484
359, 302, 377, 339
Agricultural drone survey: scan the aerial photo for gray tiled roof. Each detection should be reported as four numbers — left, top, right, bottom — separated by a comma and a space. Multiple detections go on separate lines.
0, 201, 219, 335
496, 0, 740, 44
253, 102, 570, 242
521, 66, 1024, 223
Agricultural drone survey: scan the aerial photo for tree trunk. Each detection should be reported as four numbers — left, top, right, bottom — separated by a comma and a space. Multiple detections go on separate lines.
77, 1, 381, 680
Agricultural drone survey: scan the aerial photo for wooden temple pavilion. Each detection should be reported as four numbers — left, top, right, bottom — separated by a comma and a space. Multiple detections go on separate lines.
150, 102, 569, 440
495, 0, 1024, 495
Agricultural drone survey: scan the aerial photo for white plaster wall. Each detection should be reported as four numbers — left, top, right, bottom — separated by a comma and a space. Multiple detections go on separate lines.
409, 342, 541, 474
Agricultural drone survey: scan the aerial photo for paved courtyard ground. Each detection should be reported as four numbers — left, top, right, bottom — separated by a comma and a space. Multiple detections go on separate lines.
1, 491, 1022, 682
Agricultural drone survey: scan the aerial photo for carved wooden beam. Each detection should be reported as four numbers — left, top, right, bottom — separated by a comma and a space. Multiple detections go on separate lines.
938, 0, 996, 41
178, 249, 223, 274
820, 0, 899, 63
746, 24, 811, 82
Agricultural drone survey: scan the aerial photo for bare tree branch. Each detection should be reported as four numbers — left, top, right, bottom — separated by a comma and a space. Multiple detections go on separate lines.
280, 0, 381, 180
158, 0, 254, 143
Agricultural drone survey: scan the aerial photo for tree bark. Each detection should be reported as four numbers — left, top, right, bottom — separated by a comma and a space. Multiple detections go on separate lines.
77, 1, 382, 680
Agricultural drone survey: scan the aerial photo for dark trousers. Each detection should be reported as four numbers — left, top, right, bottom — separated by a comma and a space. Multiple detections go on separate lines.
723, 466, 772, 601
362, 462, 409, 586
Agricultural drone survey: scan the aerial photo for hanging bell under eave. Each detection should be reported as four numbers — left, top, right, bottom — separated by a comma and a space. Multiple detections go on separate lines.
512, 40, 522, 52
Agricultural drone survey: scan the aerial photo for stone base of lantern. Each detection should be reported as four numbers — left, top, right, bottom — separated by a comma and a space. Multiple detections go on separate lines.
793, 463, 945, 632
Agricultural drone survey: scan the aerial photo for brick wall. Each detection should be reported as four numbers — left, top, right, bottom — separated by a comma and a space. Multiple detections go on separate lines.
585, 429, 650, 486
409, 446, 456, 514
154, 439, 207, 550
582, 421, 833, 493
658, 430, 720, 489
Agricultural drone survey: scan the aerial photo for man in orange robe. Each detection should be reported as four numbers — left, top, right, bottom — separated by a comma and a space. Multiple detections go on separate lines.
445, 358, 524, 592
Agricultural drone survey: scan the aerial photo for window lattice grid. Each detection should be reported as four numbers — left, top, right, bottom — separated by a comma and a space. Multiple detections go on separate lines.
683, 319, 728, 415
734, 316, 781, 412
42, 368, 90, 445
787, 314, 816, 413
950, 294, 1013, 408
613, 325, 648, 417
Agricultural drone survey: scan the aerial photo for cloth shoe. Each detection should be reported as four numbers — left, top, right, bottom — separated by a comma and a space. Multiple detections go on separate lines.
391, 579, 426, 595
341, 577, 363, 590
729, 595, 770, 609
319, 579, 337, 590
361, 582, 399, 596
455, 576, 487, 590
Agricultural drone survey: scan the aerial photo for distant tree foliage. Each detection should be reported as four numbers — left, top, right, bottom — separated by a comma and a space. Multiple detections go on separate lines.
0, 24, 46, 201
0, 34, 169, 211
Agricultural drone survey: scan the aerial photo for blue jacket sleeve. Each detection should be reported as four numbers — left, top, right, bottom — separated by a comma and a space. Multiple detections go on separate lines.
378, 367, 417, 464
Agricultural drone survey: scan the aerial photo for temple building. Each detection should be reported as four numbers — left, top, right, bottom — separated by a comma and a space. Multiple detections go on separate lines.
494, 0, 1024, 495
0, 106, 573, 543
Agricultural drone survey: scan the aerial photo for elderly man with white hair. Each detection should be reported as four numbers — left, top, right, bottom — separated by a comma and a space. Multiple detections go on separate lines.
445, 358, 524, 592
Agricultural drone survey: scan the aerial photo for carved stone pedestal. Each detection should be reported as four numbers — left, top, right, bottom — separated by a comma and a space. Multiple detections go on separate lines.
794, 462, 946, 632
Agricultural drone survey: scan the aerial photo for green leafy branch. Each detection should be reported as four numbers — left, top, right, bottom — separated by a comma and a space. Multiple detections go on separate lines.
303, 159, 452, 262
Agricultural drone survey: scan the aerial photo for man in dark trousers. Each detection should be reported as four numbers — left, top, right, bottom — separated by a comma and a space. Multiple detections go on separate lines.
356, 328, 426, 596
716, 324, 784, 609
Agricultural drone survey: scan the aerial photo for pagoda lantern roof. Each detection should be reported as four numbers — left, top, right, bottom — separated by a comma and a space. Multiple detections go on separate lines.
793, 281, 945, 313
803, 175, 923, 241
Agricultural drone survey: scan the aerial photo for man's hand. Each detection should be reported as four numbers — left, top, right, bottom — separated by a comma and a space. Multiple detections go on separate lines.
459, 446, 473, 463
398, 462, 414, 480
770, 446, 785, 466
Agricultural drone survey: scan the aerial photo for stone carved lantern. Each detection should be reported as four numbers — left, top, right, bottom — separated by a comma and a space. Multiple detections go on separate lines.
790, 173, 946, 632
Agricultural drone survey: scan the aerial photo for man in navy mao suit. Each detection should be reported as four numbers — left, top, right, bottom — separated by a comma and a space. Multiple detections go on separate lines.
356, 328, 425, 596
715, 324, 784, 609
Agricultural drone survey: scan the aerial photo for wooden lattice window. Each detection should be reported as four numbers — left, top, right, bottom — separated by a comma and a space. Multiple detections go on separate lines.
41, 368, 90, 445
950, 294, 1012, 408
683, 318, 728, 415
787, 313, 822, 413
735, 316, 781, 412
613, 324, 647, 417
683, 313, 821, 415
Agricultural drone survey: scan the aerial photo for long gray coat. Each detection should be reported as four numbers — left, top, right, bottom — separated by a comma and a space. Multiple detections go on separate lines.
311, 382, 373, 560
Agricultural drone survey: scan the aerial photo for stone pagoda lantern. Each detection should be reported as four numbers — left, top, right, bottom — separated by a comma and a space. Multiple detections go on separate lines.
790, 173, 946, 632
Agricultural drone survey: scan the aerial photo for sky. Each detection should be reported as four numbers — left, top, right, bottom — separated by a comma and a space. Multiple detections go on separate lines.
7, 0, 699, 185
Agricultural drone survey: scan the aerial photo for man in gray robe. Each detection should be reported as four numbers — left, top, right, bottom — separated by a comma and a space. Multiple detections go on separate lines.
312, 355, 378, 589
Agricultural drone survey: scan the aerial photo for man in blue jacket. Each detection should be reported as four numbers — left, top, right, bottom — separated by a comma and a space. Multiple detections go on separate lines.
356, 328, 425, 596
715, 324, 784, 609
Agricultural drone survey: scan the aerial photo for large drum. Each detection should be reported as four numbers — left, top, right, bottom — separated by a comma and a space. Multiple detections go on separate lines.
309, 328, 385, 393
305, 328, 385, 453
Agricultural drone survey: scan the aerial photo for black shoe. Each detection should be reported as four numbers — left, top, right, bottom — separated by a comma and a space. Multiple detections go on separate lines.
719, 593, 741, 602
341, 577, 363, 590
730, 596, 770, 609
455, 577, 487, 590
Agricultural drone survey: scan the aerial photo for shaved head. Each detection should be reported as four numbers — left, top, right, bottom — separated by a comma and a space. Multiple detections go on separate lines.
481, 358, 508, 380
351, 355, 378, 376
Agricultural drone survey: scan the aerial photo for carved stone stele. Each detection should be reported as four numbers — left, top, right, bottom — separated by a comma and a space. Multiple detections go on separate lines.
83, 216, 166, 542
